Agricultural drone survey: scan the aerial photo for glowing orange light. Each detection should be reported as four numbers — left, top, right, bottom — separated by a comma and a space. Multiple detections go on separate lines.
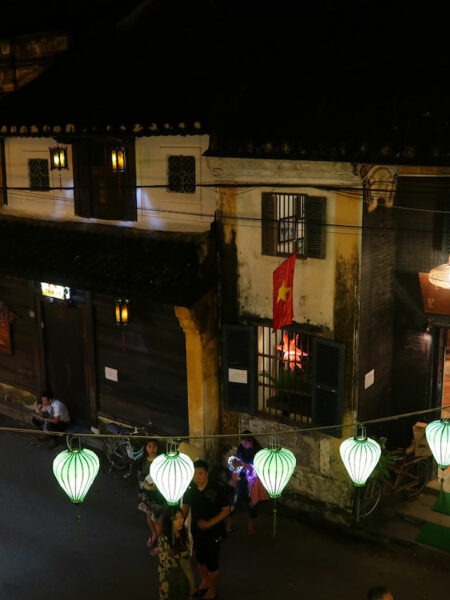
276, 333, 308, 371
111, 148, 126, 172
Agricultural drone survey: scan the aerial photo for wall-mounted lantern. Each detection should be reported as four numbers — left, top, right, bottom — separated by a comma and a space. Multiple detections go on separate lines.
111, 148, 126, 173
115, 299, 129, 326
49, 146, 68, 170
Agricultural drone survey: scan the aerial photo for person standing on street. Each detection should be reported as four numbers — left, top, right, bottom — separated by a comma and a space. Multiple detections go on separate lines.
182, 460, 231, 600
32, 389, 70, 447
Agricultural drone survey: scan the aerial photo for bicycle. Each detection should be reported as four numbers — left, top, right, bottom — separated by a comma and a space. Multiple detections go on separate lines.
354, 444, 432, 520
103, 421, 152, 478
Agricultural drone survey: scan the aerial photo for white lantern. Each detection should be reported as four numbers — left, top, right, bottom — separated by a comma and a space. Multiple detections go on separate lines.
53, 447, 100, 504
150, 451, 194, 505
253, 446, 296, 498
428, 257, 450, 290
340, 430, 381, 487
425, 419, 450, 469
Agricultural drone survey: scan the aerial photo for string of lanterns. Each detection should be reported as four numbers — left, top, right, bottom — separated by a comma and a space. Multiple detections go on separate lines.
5, 408, 450, 527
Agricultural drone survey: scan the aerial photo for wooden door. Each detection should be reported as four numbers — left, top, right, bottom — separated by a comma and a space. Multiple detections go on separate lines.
41, 298, 90, 425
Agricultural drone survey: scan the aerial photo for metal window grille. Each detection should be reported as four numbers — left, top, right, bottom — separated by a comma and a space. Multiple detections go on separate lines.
29, 158, 50, 190
167, 155, 196, 193
257, 325, 312, 424
276, 193, 305, 255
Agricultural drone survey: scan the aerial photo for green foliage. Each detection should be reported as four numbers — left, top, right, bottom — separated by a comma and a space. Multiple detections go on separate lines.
260, 367, 310, 395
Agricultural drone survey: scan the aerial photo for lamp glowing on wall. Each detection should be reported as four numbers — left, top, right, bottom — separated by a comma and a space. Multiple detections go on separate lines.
428, 256, 450, 290
49, 146, 68, 170
339, 426, 381, 487
53, 441, 100, 504
111, 148, 126, 173
150, 449, 194, 505
115, 299, 129, 325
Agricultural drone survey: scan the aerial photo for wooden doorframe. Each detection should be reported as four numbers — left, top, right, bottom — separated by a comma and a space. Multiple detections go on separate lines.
34, 284, 98, 425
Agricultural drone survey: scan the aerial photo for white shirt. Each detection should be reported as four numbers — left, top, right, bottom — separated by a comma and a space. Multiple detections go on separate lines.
47, 399, 70, 423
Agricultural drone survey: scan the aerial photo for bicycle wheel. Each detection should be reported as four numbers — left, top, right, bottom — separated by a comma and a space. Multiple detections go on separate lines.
401, 458, 431, 500
104, 440, 130, 471
354, 479, 382, 519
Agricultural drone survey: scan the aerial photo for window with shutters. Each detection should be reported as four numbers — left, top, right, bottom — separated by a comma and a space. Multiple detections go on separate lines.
167, 155, 196, 193
261, 192, 326, 259
258, 325, 312, 424
29, 158, 50, 191
72, 140, 137, 221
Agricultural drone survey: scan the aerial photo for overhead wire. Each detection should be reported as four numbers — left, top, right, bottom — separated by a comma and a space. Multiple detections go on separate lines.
1, 403, 449, 442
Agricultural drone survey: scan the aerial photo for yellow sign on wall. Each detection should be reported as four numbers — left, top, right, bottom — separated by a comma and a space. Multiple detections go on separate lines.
40, 282, 71, 301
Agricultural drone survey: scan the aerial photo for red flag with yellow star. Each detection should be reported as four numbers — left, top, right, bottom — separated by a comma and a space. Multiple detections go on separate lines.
273, 252, 296, 332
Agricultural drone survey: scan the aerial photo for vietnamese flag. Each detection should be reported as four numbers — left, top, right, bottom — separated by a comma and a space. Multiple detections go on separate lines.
273, 253, 296, 332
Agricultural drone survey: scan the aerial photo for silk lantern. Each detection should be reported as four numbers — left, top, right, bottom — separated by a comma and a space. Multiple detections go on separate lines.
53, 447, 100, 503
150, 451, 194, 505
340, 429, 381, 487
253, 446, 296, 498
425, 419, 450, 469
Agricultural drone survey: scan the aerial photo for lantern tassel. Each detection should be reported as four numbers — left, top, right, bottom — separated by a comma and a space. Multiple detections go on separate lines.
74, 504, 81, 540
122, 330, 127, 352
272, 498, 277, 538
355, 487, 361, 523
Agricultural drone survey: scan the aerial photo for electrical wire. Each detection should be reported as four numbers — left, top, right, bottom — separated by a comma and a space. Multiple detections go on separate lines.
1, 403, 449, 442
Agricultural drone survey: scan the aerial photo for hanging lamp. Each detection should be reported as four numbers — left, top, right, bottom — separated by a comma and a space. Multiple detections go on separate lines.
253, 441, 296, 537
253, 445, 296, 498
428, 256, 450, 289
425, 419, 450, 469
53, 438, 100, 504
339, 426, 381, 487
150, 448, 194, 505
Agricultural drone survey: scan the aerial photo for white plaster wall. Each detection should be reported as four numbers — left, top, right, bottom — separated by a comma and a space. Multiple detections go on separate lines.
2, 135, 215, 232
4, 137, 75, 219
235, 186, 336, 329
208, 156, 362, 331
135, 135, 215, 232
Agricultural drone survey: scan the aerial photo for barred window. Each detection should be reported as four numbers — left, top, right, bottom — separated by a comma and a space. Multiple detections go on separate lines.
29, 158, 49, 190
277, 193, 305, 255
257, 325, 312, 424
262, 192, 326, 259
167, 155, 196, 193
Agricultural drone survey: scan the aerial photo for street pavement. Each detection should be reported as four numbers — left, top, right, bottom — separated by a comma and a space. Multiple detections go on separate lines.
0, 427, 449, 600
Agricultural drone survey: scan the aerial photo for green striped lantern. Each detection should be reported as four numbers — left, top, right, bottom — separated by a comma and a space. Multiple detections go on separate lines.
339, 430, 381, 487
150, 451, 194, 505
253, 446, 296, 498
53, 448, 100, 504
425, 419, 450, 469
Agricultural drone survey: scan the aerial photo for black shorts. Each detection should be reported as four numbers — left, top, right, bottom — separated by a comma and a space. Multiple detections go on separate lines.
193, 535, 221, 572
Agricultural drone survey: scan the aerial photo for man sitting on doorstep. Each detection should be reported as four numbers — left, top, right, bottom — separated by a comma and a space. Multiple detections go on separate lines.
32, 389, 70, 445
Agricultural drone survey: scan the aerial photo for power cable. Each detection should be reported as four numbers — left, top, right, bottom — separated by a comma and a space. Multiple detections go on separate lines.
1, 403, 449, 442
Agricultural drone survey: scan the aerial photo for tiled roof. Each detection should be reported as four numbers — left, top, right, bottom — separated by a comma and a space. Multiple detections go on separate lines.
0, 216, 216, 306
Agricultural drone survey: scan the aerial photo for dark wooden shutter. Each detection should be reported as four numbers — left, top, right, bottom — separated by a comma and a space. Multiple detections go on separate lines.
0, 139, 7, 206
222, 324, 256, 414
305, 196, 326, 259
122, 140, 137, 222
72, 140, 92, 218
261, 193, 277, 256
311, 337, 345, 437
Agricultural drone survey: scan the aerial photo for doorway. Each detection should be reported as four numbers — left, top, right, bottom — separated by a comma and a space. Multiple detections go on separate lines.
41, 297, 90, 426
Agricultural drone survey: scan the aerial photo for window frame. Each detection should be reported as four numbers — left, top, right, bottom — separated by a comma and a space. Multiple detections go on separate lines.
167, 154, 196, 194
257, 324, 313, 425
28, 158, 50, 191
261, 192, 326, 259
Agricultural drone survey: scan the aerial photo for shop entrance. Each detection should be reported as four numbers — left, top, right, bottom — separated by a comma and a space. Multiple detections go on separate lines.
41, 297, 90, 426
